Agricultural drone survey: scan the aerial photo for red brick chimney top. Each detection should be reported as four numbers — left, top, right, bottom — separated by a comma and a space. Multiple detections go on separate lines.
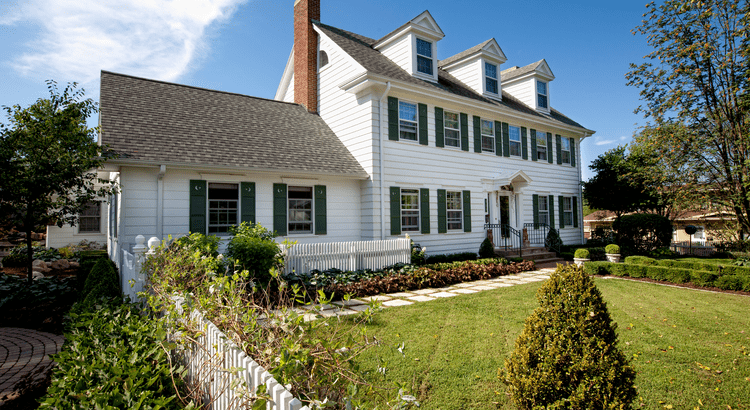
294, 0, 320, 113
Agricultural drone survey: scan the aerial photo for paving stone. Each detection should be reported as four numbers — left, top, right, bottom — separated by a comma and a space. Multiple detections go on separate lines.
412, 288, 438, 295
407, 295, 436, 302
452, 283, 477, 288
471, 285, 498, 291
451, 288, 479, 294
361, 295, 392, 302
349, 304, 373, 312
431, 292, 459, 298
333, 299, 366, 307
381, 299, 414, 307
388, 292, 415, 298
302, 303, 336, 311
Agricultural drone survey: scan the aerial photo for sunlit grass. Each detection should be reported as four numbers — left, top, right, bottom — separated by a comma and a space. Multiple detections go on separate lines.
344, 278, 750, 409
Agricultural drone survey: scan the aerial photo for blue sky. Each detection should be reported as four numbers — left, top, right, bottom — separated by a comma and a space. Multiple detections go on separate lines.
0, 0, 655, 180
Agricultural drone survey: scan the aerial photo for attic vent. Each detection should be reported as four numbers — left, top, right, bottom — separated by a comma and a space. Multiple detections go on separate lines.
319, 51, 329, 69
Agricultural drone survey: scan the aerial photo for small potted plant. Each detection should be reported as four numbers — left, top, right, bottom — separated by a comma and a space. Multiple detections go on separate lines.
605, 244, 621, 263
574, 248, 590, 266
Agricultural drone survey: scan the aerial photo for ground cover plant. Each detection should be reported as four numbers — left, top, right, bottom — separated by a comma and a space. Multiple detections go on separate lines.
342, 278, 750, 409
0, 274, 77, 333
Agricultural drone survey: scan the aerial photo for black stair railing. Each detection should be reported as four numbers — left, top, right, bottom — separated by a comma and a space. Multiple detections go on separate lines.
484, 224, 522, 257
524, 223, 550, 246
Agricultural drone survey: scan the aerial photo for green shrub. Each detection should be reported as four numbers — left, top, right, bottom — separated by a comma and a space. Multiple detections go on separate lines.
411, 241, 426, 265
1, 252, 27, 267
583, 261, 611, 276
624, 256, 656, 265
175, 232, 220, 257
720, 265, 750, 276
715, 275, 745, 291
226, 222, 282, 282
613, 213, 672, 254
40, 301, 185, 409
605, 244, 620, 254
588, 247, 607, 261
666, 268, 692, 284
500, 264, 637, 409
77, 250, 109, 292
649, 247, 678, 259
574, 248, 590, 259
424, 252, 477, 264
691, 271, 719, 287
545, 228, 563, 252
478, 238, 495, 259
79, 258, 121, 307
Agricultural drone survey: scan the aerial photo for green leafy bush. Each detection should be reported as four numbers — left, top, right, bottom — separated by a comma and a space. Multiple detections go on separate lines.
79, 258, 121, 307
1, 252, 27, 267
649, 247, 678, 259
226, 222, 282, 282
411, 241, 426, 265
478, 238, 495, 259
424, 252, 478, 264
613, 213, 672, 254
77, 250, 109, 292
500, 264, 637, 409
605, 244, 620, 254
545, 228, 563, 252
574, 248, 590, 259
624, 255, 657, 265
175, 232, 220, 257
40, 300, 187, 409
714, 275, 748, 291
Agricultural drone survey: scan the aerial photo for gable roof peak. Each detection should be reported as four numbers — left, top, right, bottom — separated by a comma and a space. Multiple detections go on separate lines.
500, 58, 555, 82
439, 37, 507, 68
374, 10, 444, 49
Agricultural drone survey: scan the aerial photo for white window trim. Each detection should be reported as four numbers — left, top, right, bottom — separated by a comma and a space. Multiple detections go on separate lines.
78, 201, 102, 234
563, 196, 573, 227
537, 79, 549, 110
508, 125, 522, 158
444, 110, 461, 149
536, 131, 548, 161
401, 189, 420, 232
561, 137, 571, 165
412, 35, 437, 82
446, 191, 463, 231
207, 182, 239, 235
538, 196, 549, 226
398, 100, 419, 143
483, 60, 499, 96
288, 185, 315, 235
481, 118, 495, 153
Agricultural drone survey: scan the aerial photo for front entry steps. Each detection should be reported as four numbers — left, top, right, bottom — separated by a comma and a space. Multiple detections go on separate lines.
495, 247, 566, 269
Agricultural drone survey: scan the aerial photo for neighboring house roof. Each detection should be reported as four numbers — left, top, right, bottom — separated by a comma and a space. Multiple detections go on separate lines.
584, 210, 617, 223
500, 59, 550, 82
99, 71, 368, 178
314, 23, 588, 131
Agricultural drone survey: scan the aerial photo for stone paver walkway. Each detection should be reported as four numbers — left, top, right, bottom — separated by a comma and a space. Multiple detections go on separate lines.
302, 268, 554, 318
0, 328, 64, 405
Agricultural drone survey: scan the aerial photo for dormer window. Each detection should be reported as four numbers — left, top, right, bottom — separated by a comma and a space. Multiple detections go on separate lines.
416, 38, 433, 75
485, 62, 498, 94
537, 81, 548, 109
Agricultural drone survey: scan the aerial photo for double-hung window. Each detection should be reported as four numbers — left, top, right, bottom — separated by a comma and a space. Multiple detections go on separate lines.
536, 131, 547, 161
561, 137, 571, 164
537, 81, 548, 109
508, 125, 521, 157
485, 62, 498, 94
416, 38, 433, 76
444, 111, 460, 147
538, 196, 549, 226
401, 189, 419, 232
399, 101, 418, 141
447, 191, 463, 230
481, 119, 495, 153
208, 183, 238, 234
79, 201, 101, 233
288, 186, 313, 233
563, 197, 573, 226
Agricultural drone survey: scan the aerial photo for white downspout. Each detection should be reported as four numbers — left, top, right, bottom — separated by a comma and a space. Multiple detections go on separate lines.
379, 81, 392, 240
156, 165, 166, 240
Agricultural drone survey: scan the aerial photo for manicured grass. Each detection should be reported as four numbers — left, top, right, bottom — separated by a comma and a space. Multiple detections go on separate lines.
345, 279, 750, 409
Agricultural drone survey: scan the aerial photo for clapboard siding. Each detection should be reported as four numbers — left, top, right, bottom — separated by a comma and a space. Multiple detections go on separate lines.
379, 34, 412, 73
282, 73, 294, 103
444, 59, 482, 95
503, 80, 535, 111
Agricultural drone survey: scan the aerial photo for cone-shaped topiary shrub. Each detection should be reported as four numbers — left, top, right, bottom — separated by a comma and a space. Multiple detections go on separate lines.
500, 264, 636, 409
479, 238, 495, 259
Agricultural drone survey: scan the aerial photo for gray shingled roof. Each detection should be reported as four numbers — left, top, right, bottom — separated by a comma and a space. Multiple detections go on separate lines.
317, 23, 586, 130
99, 71, 368, 178
438, 39, 494, 67
500, 59, 548, 82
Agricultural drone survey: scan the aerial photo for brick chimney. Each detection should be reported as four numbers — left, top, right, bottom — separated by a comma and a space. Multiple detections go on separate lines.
294, 0, 320, 113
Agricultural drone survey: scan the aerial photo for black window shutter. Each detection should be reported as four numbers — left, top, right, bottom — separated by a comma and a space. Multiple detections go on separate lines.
558, 195, 565, 228
388, 97, 399, 141
521, 127, 528, 160
570, 138, 577, 167
420, 188, 430, 234
473, 116, 482, 153
463, 190, 471, 232
502, 122, 510, 158
390, 187, 401, 235
548, 194, 555, 228
573, 196, 579, 228
530, 129, 538, 161
532, 194, 539, 228
437, 189, 447, 233
189, 180, 207, 234
494, 121, 502, 156
314, 185, 326, 235
435, 107, 444, 148
273, 183, 287, 236
460, 113, 469, 151
418, 103, 428, 145
547, 132, 554, 164
240, 182, 256, 224
556, 134, 562, 165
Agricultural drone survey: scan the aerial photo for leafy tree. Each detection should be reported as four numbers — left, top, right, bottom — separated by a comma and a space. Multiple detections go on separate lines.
0, 81, 115, 284
582, 146, 660, 217
627, 0, 750, 238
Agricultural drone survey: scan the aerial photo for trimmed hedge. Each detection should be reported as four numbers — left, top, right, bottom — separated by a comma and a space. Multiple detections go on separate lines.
586, 261, 750, 292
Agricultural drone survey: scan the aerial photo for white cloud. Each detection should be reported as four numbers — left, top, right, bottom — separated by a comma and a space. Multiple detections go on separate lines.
3, 0, 246, 84
594, 138, 617, 146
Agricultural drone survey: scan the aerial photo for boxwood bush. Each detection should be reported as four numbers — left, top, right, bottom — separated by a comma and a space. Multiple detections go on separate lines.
226, 222, 282, 283
612, 213, 672, 254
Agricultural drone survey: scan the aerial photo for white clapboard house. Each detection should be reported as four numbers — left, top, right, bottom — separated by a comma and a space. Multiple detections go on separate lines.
47, 0, 593, 266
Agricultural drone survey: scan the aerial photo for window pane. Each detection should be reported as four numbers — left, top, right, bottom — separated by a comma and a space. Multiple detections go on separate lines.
399, 102, 417, 122
399, 102, 418, 140
444, 112, 459, 129
537, 81, 547, 95
561, 138, 570, 151
288, 186, 313, 233
481, 120, 493, 136
539, 196, 548, 211
445, 129, 460, 147
485, 62, 497, 79
486, 78, 498, 94
417, 56, 433, 75
447, 192, 462, 230
538, 94, 548, 108
208, 183, 238, 234
509, 126, 520, 142
416, 38, 432, 57
401, 190, 419, 232
510, 141, 521, 156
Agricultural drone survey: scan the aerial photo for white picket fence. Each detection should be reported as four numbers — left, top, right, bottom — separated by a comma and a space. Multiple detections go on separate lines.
284, 237, 411, 274
180, 307, 310, 410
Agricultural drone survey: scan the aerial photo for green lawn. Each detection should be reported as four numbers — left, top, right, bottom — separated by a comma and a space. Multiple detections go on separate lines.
346, 278, 750, 409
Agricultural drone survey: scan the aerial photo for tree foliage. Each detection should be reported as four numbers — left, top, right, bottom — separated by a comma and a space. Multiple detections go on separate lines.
626, 0, 750, 238
0, 81, 115, 284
